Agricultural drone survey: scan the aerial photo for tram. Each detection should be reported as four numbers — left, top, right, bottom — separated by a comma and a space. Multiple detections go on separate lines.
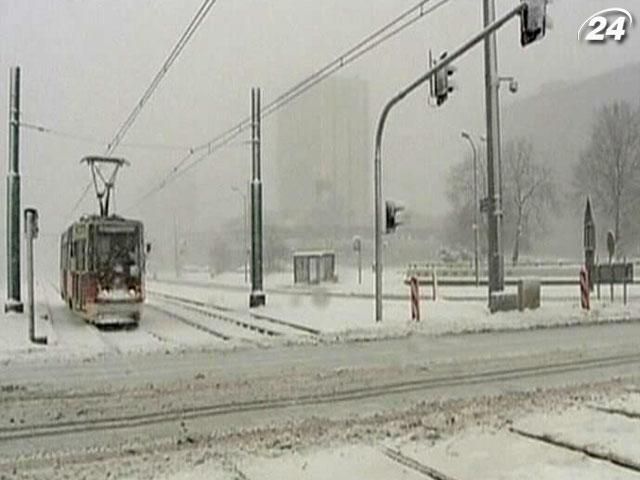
60, 156, 146, 325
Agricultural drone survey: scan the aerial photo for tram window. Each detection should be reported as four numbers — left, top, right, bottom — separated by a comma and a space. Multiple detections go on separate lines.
96, 231, 140, 269
79, 240, 86, 271
87, 237, 94, 271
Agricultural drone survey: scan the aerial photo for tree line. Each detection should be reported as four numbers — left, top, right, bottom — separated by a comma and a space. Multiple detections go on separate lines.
445, 99, 640, 264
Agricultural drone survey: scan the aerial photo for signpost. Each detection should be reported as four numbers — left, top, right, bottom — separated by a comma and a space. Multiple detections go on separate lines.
583, 197, 596, 291
24, 208, 46, 345
595, 262, 633, 304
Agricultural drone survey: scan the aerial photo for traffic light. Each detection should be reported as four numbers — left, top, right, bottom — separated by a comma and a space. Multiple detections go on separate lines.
385, 200, 405, 234
431, 51, 456, 107
520, 0, 548, 47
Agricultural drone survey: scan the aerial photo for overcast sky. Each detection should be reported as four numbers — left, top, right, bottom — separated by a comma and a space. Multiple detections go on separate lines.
1, 0, 639, 245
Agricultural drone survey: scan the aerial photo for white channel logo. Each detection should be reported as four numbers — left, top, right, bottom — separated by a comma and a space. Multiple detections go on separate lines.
578, 8, 633, 42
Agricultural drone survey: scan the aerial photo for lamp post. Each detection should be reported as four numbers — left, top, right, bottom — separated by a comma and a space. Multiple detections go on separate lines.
232, 185, 249, 284
461, 131, 480, 287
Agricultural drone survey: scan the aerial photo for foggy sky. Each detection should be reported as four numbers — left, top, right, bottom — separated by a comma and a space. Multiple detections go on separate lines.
1, 0, 639, 255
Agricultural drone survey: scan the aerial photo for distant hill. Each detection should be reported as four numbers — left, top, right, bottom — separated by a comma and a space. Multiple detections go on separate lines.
503, 62, 640, 179
501, 63, 640, 257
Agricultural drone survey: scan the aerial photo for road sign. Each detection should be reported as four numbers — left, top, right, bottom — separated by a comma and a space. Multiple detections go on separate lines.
583, 198, 595, 251
595, 263, 633, 284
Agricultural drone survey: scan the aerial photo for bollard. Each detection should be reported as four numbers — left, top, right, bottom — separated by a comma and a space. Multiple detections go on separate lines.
409, 276, 420, 322
580, 266, 590, 311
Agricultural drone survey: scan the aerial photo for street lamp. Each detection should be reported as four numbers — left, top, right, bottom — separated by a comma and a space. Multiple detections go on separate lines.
461, 131, 480, 287
231, 185, 249, 284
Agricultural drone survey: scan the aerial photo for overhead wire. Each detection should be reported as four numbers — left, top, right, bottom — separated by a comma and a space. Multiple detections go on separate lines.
126, 0, 453, 212
20, 121, 193, 152
105, 0, 218, 155
65, 0, 218, 221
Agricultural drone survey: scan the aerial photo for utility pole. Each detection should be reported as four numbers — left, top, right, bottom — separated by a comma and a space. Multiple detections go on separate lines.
5, 66, 23, 313
461, 131, 480, 287
250, 87, 266, 308
483, 0, 505, 301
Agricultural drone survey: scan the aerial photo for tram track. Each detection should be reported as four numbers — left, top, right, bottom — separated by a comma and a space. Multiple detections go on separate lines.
147, 290, 320, 337
1, 350, 639, 445
145, 303, 232, 341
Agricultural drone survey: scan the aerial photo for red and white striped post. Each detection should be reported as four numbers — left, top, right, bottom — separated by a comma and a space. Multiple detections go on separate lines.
410, 276, 420, 322
580, 266, 590, 311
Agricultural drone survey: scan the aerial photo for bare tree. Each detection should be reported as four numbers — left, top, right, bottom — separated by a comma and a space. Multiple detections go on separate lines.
503, 139, 556, 266
574, 101, 640, 255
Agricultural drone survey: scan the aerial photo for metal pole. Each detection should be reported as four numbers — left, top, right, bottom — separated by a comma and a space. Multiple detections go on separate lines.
24, 208, 45, 344
250, 88, 266, 307
483, 0, 505, 302
462, 132, 480, 287
5, 67, 23, 313
26, 215, 34, 341
373, 4, 524, 322
243, 190, 248, 284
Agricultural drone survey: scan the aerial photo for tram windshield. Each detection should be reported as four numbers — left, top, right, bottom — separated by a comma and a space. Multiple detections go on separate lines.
95, 225, 141, 275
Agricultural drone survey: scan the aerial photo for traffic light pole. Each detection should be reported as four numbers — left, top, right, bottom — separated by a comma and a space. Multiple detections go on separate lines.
483, 0, 505, 299
250, 87, 266, 308
374, 3, 525, 322
5, 66, 23, 314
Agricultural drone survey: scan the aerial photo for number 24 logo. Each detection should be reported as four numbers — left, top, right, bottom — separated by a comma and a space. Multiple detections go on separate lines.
578, 8, 633, 42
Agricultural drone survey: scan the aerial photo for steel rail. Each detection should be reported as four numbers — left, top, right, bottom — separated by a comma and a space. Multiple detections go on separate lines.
148, 290, 320, 336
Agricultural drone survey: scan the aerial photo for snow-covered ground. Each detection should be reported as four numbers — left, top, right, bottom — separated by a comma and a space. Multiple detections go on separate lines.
2, 269, 640, 364
154, 389, 640, 480
149, 271, 640, 339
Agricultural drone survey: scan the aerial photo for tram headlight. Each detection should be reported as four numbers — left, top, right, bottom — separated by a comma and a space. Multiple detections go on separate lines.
97, 289, 111, 301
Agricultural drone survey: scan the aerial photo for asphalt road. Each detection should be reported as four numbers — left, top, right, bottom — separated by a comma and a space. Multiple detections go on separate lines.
4, 320, 640, 390
0, 320, 638, 464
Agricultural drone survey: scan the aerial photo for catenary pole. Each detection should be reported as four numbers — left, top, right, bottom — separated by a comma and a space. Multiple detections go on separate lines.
250, 88, 266, 307
5, 66, 24, 313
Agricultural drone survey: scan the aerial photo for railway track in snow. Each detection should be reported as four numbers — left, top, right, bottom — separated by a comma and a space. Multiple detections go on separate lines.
1, 350, 639, 446
146, 290, 321, 339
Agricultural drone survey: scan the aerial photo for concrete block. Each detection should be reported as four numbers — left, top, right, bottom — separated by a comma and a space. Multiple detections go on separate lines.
490, 292, 519, 313
518, 278, 541, 311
